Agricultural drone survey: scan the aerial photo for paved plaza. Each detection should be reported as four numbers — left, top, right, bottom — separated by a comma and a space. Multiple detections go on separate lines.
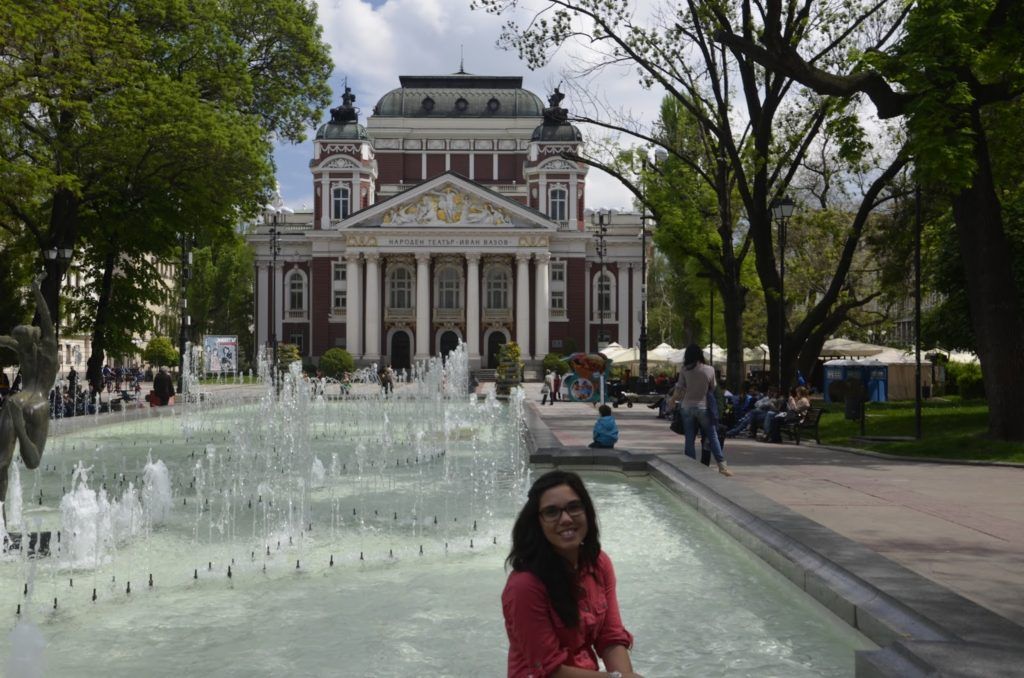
518, 382, 1024, 629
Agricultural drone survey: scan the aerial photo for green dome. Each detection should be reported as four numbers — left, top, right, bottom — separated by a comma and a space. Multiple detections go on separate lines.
373, 74, 544, 118
315, 121, 369, 140
531, 123, 583, 142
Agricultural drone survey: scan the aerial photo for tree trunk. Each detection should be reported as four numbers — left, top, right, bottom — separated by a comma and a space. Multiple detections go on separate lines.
950, 109, 1024, 441
86, 252, 117, 394
720, 282, 746, 393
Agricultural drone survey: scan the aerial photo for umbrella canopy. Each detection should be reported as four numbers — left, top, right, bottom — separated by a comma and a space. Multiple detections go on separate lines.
607, 347, 677, 367
599, 344, 629, 361
648, 343, 678, 362
820, 337, 886, 358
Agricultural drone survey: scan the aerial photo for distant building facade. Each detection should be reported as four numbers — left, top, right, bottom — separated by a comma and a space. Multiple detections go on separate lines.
247, 73, 649, 370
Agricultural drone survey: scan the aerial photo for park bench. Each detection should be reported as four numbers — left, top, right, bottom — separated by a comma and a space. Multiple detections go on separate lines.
780, 407, 824, 445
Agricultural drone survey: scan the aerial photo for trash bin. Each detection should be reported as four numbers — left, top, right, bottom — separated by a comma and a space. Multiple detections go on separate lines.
844, 377, 866, 421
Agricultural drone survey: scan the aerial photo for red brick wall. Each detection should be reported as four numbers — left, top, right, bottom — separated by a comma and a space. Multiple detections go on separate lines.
377, 154, 402, 184
426, 154, 445, 178
450, 154, 470, 177
403, 154, 420, 181
498, 154, 520, 182
311, 258, 333, 356
474, 155, 492, 181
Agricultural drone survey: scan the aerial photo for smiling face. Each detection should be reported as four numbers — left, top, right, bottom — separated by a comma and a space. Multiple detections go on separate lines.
538, 484, 589, 564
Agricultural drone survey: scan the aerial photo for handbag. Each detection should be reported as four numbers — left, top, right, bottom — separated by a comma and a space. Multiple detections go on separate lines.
669, 406, 685, 435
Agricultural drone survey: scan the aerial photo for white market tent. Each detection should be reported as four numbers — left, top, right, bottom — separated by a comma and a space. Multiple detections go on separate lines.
820, 337, 887, 358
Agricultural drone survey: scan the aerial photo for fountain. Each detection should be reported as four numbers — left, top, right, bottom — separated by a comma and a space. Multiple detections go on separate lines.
0, 342, 869, 675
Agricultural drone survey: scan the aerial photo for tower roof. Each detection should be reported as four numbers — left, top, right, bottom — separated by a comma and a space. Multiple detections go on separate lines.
316, 86, 369, 140
372, 74, 545, 118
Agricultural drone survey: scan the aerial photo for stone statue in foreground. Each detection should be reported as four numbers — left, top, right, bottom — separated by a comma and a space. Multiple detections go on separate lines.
0, 273, 57, 510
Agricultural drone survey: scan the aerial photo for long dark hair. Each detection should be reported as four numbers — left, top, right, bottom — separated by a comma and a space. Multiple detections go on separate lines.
683, 343, 702, 370
506, 470, 601, 627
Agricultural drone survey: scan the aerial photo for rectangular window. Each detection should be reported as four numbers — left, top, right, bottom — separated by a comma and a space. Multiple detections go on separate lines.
333, 265, 346, 282
550, 261, 567, 318
332, 186, 350, 220
332, 263, 347, 314
551, 263, 565, 283
551, 290, 565, 311
333, 290, 346, 310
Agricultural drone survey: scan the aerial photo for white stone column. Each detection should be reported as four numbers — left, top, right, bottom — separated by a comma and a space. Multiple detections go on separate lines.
618, 265, 630, 346
415, 253, 431, 360
257, 263, 269, 347
539, 177, 547, 214
515, 253, 531, 358
569, 175, 578, 227
320, 176, 330, 229
273, 262, 284, 346
345, 253, 362, 356
351, 177, 359, 215
466, 253, 481, 365
631, 263, 642, 349
363, 253, 381, 361
533, 253, 550, 359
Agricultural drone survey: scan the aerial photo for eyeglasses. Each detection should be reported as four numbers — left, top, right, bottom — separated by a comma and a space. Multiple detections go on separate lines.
539, 500, 585, 523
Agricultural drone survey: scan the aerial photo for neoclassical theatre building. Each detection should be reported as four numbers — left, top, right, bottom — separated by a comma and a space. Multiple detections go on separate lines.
249, 73, 648, 371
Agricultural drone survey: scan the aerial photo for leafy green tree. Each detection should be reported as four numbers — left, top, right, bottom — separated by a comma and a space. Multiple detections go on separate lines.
143, 336, 178, 367
187, 233, 256, 369
714, 0, 1024, 439
319, 348, 355, 379
0, 0, 332, 390
276, 343, 302, 373
476, 0, 907, 393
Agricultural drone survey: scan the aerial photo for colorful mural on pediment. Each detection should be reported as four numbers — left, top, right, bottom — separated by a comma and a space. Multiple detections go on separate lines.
380, 186, 513, 226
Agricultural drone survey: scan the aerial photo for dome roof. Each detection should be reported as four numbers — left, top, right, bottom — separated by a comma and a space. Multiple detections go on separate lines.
315, 121, 369, 140
373, 74, 544, 118
531, 123, 583, 142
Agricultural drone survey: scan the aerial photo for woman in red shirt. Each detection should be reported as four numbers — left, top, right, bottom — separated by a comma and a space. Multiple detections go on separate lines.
502, 470, 642, 678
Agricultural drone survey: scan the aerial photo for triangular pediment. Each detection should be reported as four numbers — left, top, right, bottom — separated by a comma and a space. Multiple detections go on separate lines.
340, 172, 555, 230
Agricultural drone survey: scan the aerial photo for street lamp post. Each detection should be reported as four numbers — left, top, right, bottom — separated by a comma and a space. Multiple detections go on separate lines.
638, 147, 667, 390
591, 210, 610, 349
177, 234, 193, 395
770, 196, 795, 393
43, 246, 74, 374
268, 212, 282, 393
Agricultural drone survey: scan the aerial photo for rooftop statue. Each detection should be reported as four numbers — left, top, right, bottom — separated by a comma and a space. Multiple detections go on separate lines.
0, 273, 57, 512
542, 86, 569, 126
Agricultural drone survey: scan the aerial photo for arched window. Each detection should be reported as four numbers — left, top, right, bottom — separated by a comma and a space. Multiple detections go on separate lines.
485, 267, 510, 310
332, 185, 351, 220
436, 266, 462, 309
388, 266, 414, 310
548, 186, 567, 221
286, 270, 307, 315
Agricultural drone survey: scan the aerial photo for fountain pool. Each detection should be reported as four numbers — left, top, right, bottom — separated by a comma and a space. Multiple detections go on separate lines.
0, 367, 870, 676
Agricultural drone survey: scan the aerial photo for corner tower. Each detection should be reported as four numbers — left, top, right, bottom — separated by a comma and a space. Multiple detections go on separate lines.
311, 87, 377, 229
525, 87, 587, 231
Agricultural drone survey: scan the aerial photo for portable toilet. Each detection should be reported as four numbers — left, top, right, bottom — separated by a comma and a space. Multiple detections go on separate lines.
822, 359, 859, 403
858, 358, 889, 402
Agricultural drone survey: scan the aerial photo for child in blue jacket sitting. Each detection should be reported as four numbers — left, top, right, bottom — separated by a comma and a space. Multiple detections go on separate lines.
589, 404, 619, 449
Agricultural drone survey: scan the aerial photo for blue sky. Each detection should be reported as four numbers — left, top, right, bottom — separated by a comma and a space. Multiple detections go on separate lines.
270, 0, 662, 213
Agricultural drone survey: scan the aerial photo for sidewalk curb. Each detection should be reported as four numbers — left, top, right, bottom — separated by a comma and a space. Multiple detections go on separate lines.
804, 441, 1024, 468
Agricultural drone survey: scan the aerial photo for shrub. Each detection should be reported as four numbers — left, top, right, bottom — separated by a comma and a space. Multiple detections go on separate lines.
542, 352, 568, 374
275, 343, 302, 372
320, 348, 355, 379
142, 336, 178, 367
946, 361, 985, 399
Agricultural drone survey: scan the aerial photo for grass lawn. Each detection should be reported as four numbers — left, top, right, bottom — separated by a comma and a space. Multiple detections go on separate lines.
816, 397, 1024, 463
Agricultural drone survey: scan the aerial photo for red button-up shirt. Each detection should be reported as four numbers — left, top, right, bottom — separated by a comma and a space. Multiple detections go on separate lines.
502, 551, 633, 678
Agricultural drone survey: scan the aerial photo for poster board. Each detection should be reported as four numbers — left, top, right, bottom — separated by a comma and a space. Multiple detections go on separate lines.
203, 335, 238, 375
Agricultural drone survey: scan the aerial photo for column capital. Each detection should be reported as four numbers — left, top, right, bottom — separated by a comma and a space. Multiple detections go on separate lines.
364, 251, 380, 264
465, 253, 481, 265
344, 252, 361, 264
416, 252, 431, 265
515, 253, 531, 265
534, 252, 551, 264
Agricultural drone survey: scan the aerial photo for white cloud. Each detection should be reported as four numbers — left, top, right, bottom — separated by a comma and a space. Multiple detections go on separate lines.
272, 0, 667, 211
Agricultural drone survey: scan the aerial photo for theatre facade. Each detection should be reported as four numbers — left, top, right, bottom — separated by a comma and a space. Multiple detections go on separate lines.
248, 74, 649, 371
